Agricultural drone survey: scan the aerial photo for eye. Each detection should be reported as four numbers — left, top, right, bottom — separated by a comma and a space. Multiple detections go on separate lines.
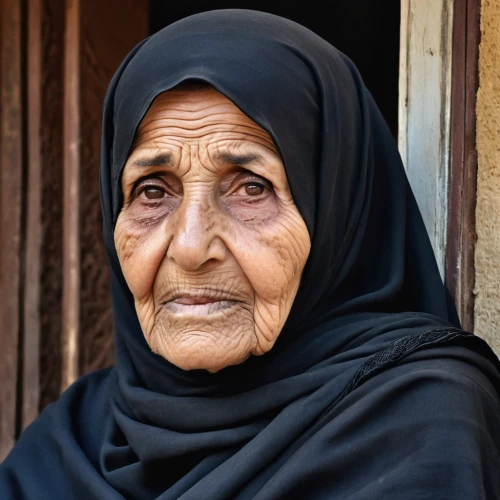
232, 179, 270, 197
133, 179, 175, 201
243, 182, 265, 196
142, 186, 165, 199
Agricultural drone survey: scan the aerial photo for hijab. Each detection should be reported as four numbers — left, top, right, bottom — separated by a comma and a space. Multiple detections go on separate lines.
2, 9, 500, 499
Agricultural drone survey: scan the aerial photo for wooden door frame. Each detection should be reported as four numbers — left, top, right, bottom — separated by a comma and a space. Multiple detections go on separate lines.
399, 0, 480, 331
446, 0, 481, 332
398, 0, 454, 280
0, 0, 25, 463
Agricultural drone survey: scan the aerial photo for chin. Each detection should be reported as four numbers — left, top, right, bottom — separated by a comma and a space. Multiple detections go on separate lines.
165, 350, 252, 373
148, 330, 254, 373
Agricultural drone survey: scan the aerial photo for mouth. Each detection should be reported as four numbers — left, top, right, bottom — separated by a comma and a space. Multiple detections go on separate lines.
171, 296, 225, 305
163, 293, 241, 316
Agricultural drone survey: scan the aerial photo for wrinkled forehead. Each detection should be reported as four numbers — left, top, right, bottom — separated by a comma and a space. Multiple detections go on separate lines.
131, 82, 280, 156
111, 42, 319, 178
122, 83, 286, 189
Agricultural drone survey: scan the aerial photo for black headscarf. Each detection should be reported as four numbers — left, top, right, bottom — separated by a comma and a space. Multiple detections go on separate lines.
2, 10, 500, 500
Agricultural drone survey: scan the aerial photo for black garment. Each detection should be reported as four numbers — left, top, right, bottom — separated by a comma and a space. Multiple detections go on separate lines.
2, 9, 500, 499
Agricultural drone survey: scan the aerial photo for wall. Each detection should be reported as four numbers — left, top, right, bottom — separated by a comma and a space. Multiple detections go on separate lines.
475, 0, 500, 354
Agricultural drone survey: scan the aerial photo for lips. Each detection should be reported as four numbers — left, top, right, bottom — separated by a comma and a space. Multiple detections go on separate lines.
172, 296, 222, 305
163, 292, 240, 316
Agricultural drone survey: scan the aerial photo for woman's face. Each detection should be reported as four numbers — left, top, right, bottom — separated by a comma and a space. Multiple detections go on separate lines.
114, 86, 310, 372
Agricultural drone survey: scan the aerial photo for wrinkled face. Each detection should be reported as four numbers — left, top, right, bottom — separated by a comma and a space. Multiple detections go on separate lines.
114, 85, 310, 372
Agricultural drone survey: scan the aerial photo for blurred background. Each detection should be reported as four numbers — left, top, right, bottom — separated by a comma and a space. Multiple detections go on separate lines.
1, 0, 499, 461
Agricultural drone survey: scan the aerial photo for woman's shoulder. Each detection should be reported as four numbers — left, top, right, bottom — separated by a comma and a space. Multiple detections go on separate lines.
347, 344, 500, 416
272, 348, 500, 500
0, 367, 118, 500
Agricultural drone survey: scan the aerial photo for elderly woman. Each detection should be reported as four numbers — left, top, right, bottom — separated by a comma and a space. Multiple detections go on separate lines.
2, 9, 500, 499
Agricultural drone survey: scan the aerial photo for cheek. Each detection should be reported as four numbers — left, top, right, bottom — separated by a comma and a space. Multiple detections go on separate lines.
232, 212, 310, 305
114, 215, 169, 301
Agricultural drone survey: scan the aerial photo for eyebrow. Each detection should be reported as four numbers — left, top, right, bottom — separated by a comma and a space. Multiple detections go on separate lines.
213, 152, 264, 166
130, 151, 264, 169
132, 153, 173, 168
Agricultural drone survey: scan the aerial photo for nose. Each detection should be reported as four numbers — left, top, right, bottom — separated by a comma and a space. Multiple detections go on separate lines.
166, 195, 226, 271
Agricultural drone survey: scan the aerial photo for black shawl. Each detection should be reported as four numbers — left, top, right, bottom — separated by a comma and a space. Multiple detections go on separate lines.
2, 10, 500, 499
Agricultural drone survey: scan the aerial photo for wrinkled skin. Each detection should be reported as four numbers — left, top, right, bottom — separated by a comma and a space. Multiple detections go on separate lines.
114, 85, 311, 372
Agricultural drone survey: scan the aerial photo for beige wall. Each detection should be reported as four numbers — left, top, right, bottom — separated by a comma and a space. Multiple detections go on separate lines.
475, 0, 500, 355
